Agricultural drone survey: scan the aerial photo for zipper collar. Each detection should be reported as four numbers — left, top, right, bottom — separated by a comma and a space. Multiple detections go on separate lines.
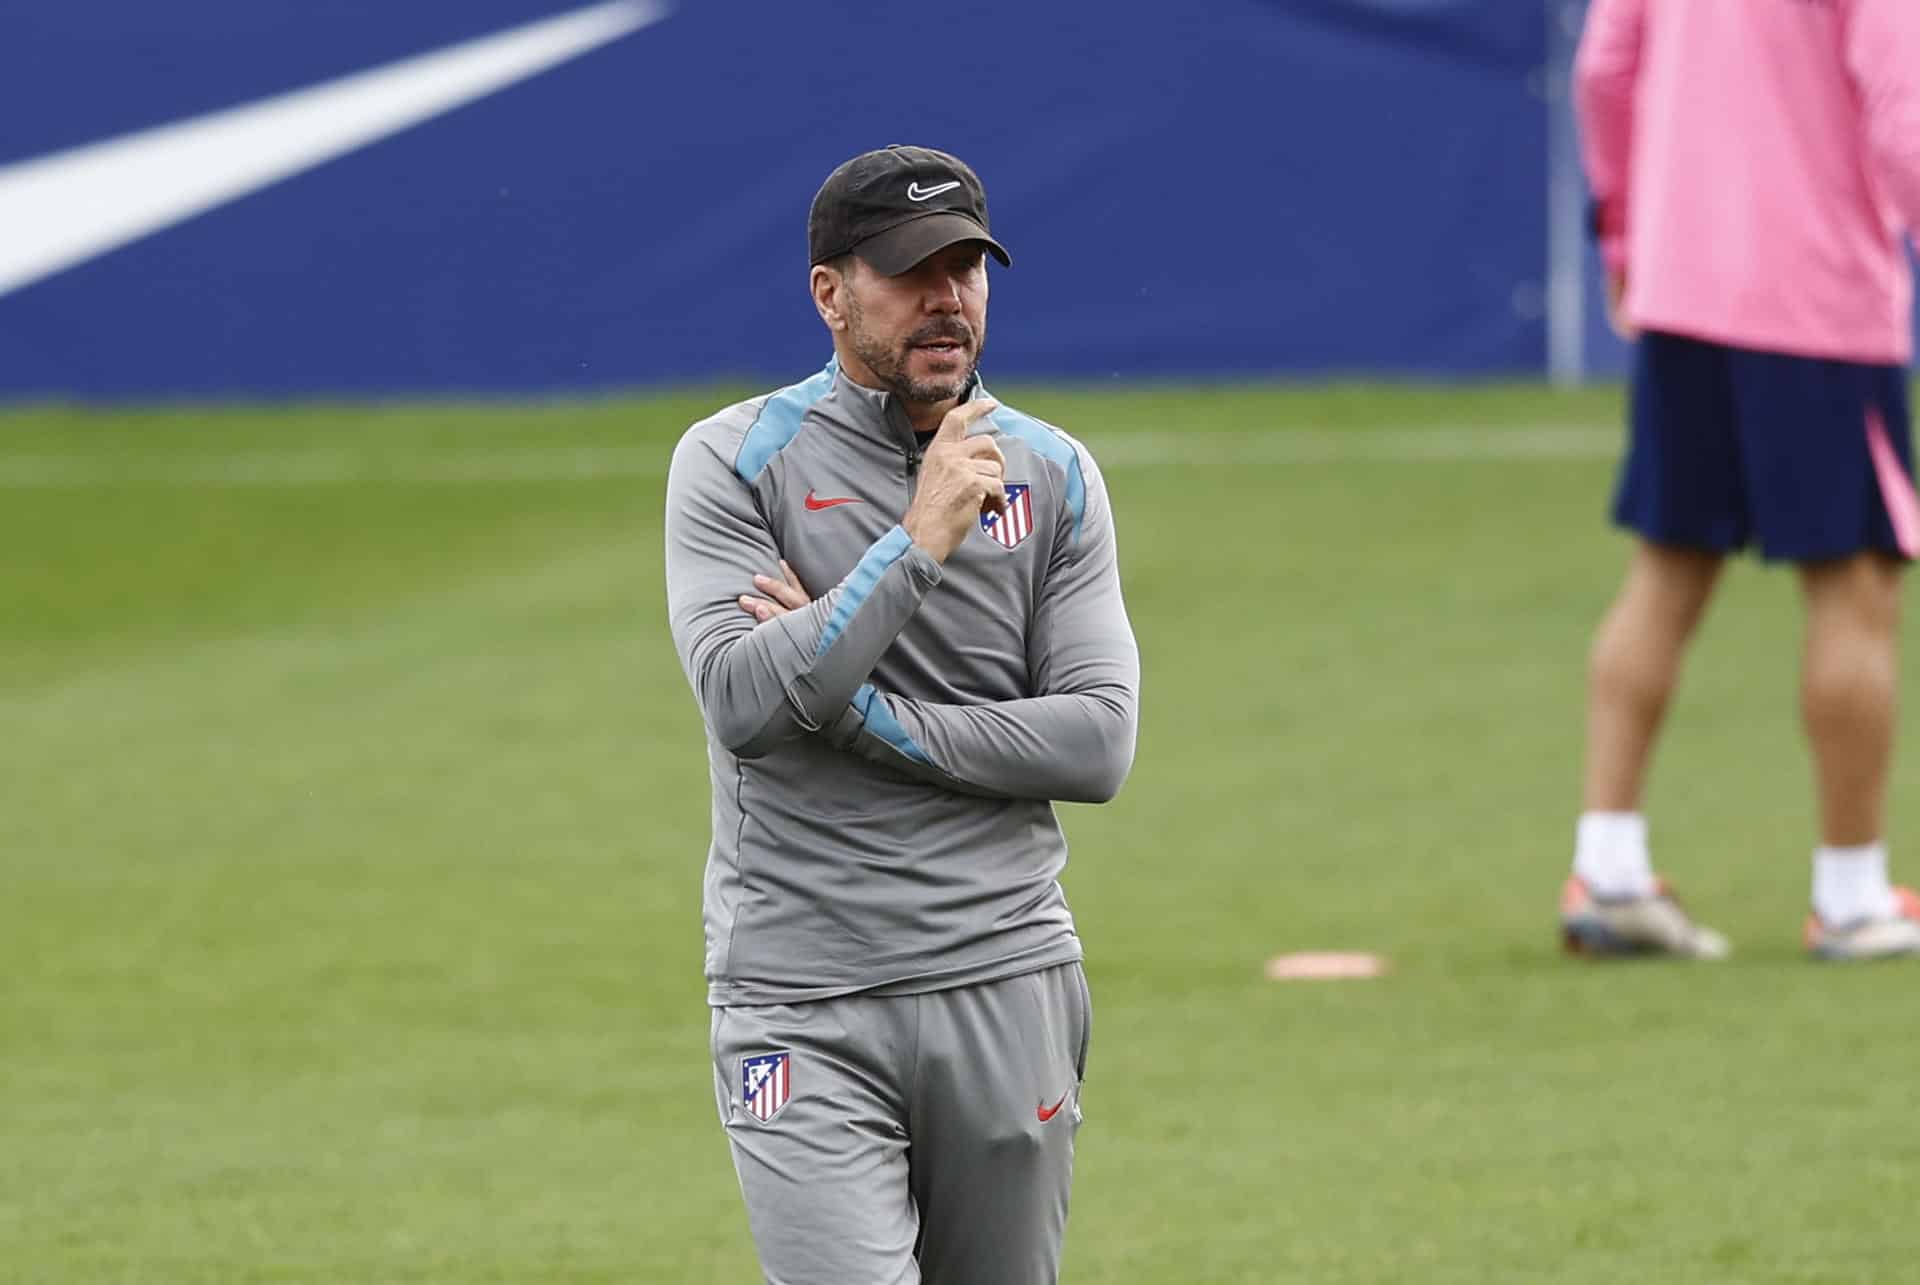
820, 358, 989, 457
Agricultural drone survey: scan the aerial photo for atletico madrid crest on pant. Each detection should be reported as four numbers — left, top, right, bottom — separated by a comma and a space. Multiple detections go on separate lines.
742, 1051, 791, 1122
981, 482, 1035, 550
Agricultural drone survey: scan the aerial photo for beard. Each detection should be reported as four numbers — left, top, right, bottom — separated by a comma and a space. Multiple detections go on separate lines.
845, 301, 984, 405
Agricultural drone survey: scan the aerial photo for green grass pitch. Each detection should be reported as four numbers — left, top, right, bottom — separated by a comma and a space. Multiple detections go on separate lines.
4, 383, 1918, 1283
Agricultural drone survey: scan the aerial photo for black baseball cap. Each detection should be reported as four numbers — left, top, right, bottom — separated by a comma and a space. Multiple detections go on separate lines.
808, 145, 1012, 276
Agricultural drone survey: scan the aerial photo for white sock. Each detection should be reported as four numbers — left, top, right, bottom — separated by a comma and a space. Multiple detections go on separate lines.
1573, 811, 1655, 900
1812, 842, 1896, 927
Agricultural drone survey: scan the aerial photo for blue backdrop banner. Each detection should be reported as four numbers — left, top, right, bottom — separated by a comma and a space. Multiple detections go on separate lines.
0, 1, 1546, 397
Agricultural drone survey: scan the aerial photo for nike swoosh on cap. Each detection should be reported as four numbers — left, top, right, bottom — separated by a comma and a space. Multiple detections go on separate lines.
0, 0, 668, 299
906, 180, 961, 202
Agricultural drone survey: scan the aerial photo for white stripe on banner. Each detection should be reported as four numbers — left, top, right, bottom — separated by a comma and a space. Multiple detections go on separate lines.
0, 1, 668, 298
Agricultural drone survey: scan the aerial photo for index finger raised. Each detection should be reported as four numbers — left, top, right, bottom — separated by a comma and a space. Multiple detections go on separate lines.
934, 397, 999, 444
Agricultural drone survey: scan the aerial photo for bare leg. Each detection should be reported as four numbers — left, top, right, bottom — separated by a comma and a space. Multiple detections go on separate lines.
1583, 541, 1725, 812
1562, 542, 1733, 958
1798, 553, 1902, 847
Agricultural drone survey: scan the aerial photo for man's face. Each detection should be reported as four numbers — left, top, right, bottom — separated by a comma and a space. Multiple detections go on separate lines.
840, 242, 990, 405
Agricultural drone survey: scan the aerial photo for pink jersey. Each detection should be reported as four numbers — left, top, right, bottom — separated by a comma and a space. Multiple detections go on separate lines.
1575, 0, 1920, 365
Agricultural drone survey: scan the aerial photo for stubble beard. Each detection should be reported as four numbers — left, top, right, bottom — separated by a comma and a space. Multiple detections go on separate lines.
846, 298, 984, 406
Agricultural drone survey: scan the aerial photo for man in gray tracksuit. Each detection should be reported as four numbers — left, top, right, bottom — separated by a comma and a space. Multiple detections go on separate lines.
664, 145, 1140, 1285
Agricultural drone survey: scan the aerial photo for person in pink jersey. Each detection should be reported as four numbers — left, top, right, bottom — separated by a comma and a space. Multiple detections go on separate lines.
1562, 0, 1920, 960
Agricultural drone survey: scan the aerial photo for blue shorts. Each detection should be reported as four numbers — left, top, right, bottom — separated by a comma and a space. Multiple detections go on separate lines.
1613, 331, 1916, 563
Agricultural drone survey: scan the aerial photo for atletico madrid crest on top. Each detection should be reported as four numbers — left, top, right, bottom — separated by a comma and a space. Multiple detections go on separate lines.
981, 482, 1035, 550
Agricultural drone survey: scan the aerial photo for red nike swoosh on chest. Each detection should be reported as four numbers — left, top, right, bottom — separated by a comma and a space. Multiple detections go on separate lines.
1037, 1090, 1071, 1122
803, 490, 862, 510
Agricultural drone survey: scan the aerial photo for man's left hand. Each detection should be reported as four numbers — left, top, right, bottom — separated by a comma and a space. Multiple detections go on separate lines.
739, 560, 812, 622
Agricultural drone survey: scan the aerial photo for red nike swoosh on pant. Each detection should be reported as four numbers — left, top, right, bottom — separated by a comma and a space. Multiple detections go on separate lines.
803, 490, 861, 510
1037, 1091, 1070, 1122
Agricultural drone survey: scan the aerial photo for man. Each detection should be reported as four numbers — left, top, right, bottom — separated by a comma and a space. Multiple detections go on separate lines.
1562, 0, 1920, 961
663, 145, 1140, 1283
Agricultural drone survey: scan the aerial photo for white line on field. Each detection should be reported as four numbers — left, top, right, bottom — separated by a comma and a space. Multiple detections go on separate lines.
1088, 426, 1618, 467
0, 425, 1619, 487
0, 446, 672, 487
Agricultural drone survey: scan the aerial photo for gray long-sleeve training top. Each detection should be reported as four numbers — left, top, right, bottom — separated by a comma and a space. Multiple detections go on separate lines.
664, 359, 1141, 1006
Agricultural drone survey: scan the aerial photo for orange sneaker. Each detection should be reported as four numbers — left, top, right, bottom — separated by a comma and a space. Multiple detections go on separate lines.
1561, 875, 1731, 960
1804, 887, 1920, 961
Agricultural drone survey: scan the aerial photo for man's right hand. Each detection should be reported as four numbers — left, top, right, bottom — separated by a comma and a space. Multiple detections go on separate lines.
1606, 269, 1637, 342
901, 399, 1008, 563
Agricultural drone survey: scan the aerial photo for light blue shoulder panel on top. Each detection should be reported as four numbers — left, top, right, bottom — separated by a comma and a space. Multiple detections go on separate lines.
988, 405, 1086, 542
734, 360, 837, 482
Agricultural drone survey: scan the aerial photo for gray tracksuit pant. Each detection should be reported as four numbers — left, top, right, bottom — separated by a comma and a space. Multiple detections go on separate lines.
713, 963, 1093, 1285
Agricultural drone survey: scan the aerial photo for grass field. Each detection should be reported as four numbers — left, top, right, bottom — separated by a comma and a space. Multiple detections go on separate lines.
6, 382, 1919, 1284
